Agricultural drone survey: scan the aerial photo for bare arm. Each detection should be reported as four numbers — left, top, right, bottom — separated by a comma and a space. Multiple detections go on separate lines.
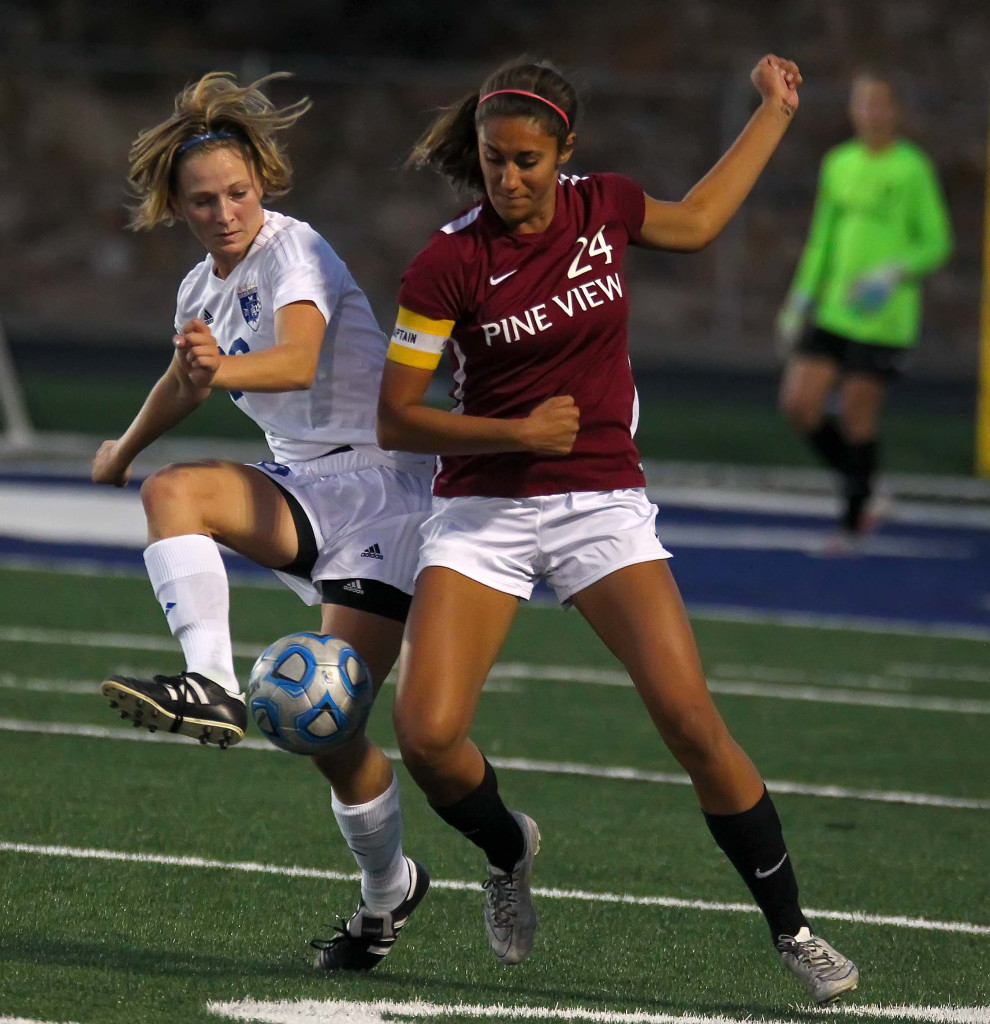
377, 359, 579, 456
638, 55, 802, 253
91, 352, 210, 487
176, 300, 325, 393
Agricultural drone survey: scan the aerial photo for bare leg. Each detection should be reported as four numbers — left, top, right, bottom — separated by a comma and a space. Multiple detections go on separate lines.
393, 567, 519, 806
571, 559, 809, 942
778, 355, 841, 435
570, 559, 763, 813
141, 460, 299, 562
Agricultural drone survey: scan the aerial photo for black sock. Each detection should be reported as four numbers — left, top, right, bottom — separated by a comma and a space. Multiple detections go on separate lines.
805, 415, 848, 474
703, 787, 809, 942
843, 439, 877, 532
429, 757, 524, 872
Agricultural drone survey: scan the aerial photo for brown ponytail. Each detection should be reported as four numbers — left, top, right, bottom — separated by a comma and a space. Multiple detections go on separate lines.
406, 59, 579, 193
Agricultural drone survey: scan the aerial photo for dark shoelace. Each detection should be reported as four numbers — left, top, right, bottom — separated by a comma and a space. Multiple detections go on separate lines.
310, 919, 350, 951
482, 870, 521, 926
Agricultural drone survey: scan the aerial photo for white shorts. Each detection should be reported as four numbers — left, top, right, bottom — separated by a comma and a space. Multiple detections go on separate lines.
253, 449, 432, 607
417, 488, 671, 605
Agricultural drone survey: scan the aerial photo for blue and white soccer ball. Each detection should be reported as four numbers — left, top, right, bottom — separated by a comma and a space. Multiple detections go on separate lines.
247, 632, 373, 755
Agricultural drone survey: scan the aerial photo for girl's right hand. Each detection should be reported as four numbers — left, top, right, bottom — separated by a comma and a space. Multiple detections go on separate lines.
520, 395, 580, 455
91, 439, 132, 488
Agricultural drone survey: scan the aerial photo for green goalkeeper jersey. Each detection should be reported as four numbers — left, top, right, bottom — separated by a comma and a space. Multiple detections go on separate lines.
789, 138, 952, 347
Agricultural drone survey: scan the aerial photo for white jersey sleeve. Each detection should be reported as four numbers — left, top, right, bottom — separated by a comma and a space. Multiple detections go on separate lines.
173, 210, 431, 472
263, 224, 333, 324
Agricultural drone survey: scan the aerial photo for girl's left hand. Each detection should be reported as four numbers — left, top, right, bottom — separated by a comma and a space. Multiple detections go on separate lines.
175, 318, 222, 388
751, 54, 802, 116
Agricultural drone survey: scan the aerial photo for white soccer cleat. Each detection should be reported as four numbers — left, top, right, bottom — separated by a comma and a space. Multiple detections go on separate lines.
777, 927, 859, 1005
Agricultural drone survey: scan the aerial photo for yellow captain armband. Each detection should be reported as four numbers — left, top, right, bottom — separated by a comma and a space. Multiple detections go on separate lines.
387, 307, 453, 369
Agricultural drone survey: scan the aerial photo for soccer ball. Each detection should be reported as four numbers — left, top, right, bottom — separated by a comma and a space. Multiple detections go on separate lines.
247, 632, 373, 755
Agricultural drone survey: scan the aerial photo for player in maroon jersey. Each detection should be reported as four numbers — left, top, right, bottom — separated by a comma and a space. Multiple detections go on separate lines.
377, 57, 858, 1005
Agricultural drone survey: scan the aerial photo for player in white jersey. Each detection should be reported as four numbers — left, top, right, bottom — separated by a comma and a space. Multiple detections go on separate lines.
90, 72, 430, 970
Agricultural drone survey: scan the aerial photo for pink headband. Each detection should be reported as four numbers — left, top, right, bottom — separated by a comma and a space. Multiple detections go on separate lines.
477, 89, 570, 129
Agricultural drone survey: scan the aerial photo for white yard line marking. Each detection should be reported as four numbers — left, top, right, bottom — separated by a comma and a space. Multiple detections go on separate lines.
0, 624, 263, 658
0, 675, 102, 695
1, 718, 987, 811
712, 665, 918, 692
489, 663, 990, 714
685, 605, 990, 644
0, 673, 521, 696
885, 663, 990, 684
206, 998, 990, 1024
0, 1018, 85, 1024
2, 840, 987, 936
5, 625, 987, 712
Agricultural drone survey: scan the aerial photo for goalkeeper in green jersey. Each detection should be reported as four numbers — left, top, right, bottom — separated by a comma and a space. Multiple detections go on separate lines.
776, 69, 952, 544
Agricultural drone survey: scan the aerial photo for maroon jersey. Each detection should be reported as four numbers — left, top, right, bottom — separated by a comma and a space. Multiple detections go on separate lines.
390, 172, 647, 498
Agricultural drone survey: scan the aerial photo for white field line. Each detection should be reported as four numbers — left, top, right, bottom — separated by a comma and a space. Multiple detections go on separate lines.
2, 624, 987, 715
0, 1018, 84, 1024
0, 675, 102, 695
684, 604, 990, 644
2, 840, 987, 937
2, 717, 988, 812
712, 664, 921, 692
717, 663, 990, 689
885, 663, 990, 684
208, 998, 990, 1024
0, 674, 521, 697
0, 624, 262, 658
488, 663, 990, 715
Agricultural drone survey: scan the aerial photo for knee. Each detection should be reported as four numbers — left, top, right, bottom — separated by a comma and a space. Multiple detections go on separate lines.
840, 417, 876, 446
777, 391, 820, 433
140, 463, 201, 517
659, 705, 731, 772
393, 703, 461, 784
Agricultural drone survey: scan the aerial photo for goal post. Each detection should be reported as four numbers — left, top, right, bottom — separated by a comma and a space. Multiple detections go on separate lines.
978, 109, 990, 476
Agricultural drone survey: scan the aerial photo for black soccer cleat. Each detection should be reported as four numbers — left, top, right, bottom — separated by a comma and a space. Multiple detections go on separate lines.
102, 671, 247, 749
311, 857, 430, 970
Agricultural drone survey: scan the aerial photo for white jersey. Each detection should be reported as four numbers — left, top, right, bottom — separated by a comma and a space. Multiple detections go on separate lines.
175, 209, 429, 471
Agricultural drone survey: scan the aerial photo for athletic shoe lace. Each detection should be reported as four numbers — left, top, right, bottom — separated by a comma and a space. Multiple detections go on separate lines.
482, 869, 520, 927
310, 918, 350, 951
783, 936, 845, 977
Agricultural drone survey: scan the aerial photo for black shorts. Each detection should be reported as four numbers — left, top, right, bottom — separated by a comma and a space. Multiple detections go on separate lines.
271, 479, 412, 624
798, 327, 912, 382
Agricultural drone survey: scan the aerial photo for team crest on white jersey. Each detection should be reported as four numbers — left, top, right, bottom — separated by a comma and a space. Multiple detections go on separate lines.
237, 284, 262, 332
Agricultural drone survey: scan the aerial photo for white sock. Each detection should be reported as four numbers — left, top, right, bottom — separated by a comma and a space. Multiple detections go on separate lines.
143, 534, 240, 695
332, 774, 409, 912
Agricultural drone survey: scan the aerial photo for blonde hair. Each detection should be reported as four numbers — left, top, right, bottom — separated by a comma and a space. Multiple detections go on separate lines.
127, 71, 311, 230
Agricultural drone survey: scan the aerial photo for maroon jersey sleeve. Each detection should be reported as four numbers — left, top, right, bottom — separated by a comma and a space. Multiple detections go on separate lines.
397, 226, 470, 322
598, 172, 646, 244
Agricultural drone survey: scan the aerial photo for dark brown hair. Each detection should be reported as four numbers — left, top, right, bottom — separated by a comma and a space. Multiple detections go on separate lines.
406, 59, 579, 193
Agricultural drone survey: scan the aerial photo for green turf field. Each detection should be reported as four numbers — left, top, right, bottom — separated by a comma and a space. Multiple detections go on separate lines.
0, 566, 987, 1024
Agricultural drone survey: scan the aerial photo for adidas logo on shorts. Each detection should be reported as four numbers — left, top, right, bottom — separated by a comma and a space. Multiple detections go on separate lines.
342, 579, 364, 595
360, 543, 383, 560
